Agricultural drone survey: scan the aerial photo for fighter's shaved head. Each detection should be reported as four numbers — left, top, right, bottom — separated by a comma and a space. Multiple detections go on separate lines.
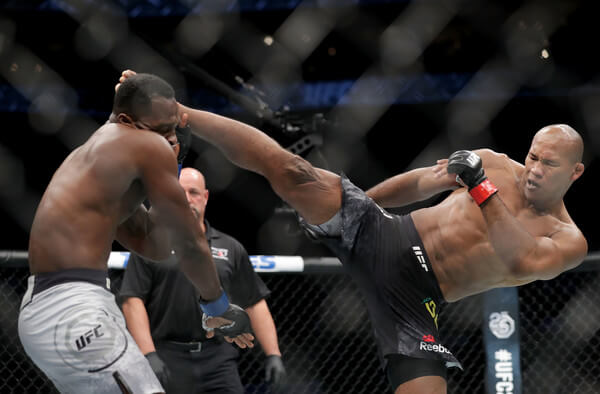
534, 124, 584, 164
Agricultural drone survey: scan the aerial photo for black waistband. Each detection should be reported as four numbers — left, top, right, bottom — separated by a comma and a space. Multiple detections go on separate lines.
156, 339, 222, 353
32, 268, 109, 296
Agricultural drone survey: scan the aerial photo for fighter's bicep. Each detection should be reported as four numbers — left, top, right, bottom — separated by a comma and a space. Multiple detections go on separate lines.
521, 231, 587, 280
546, 228, 588, 271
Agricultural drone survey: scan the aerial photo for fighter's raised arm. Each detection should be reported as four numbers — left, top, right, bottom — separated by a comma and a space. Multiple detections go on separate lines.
365, 149, 506, 208
127, 129, 223, 300
366, 159, 459, 208
446, 147, 587, 281
115, 118, 191, 261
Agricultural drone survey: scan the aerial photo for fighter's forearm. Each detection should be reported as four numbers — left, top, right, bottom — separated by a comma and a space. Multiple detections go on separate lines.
366, 166, 456, 208
144, 207, 173, 258
481, 195, 538, 271
180, 104, 290, 177
246, 300, 281, 356
116, 205, 171, 260
173, 233, 223, 302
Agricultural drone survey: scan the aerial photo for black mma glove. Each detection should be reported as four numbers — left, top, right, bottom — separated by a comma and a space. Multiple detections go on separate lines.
200, 291, 253, 337
265, 355, 286, 390
145, 351, 170, 388
447, 150, 498, 206
175, 124, 192, 175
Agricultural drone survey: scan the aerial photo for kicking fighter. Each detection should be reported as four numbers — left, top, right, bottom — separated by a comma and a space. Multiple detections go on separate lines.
118, 70, 587, 394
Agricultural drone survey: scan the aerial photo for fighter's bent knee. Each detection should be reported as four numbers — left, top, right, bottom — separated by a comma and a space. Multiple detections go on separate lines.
269, 154, 320, 193
284, 155, 320, 184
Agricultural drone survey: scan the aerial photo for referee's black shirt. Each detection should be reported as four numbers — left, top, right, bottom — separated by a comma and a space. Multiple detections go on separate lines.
119, 221, 270, 342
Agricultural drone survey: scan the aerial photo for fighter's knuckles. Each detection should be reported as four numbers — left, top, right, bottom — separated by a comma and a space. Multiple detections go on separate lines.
204, 316, 232, 329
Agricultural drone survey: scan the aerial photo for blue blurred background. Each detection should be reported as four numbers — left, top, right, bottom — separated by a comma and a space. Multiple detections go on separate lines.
0, 0, 598, 256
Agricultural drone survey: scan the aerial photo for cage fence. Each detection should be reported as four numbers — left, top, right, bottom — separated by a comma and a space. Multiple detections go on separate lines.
1, 261, 599, 393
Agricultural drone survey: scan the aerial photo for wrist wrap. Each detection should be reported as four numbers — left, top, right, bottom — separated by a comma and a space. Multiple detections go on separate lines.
199, 290, 229, 317
469, 179, 498, 206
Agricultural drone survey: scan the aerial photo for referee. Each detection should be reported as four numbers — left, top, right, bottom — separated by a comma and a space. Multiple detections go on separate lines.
119, 167, 286, 393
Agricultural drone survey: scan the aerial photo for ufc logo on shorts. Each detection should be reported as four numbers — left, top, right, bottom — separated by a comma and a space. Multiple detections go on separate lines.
412, 246, 428, 272
75, 324, 104, 351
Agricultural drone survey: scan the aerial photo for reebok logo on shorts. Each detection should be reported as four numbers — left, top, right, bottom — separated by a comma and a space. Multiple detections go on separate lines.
422, 334, 435, 343
412, 246, 428, 271
419, 335, 451, 355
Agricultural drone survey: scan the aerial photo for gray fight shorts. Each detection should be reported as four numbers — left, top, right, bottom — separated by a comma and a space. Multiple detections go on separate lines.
18, 269, 163, 394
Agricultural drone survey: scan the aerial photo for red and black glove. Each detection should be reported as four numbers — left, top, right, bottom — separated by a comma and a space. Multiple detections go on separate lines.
447, 150, 498, 206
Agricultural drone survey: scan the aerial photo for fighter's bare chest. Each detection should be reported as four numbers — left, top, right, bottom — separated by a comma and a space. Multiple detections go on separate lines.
452, 172, 554, 239
513, 209, 558, 238
491, 184, 557, 239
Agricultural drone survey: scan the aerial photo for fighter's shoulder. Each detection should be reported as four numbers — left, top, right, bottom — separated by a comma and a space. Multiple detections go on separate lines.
102, 123, 173, 159
550, 219, 588, 267
473, 148, 507, 164
474, 148, 516, 170
555, 208, 587, 239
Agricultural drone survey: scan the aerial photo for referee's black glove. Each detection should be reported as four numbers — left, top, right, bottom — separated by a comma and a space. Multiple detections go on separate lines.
145, 351, 171, 388
265, 355, 286, 391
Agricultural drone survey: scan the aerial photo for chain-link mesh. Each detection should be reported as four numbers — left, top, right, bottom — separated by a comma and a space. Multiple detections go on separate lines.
238, 273, 484, 394
1, 266, 599, 393
519, 271, 600, 394
0, 267, 57, 394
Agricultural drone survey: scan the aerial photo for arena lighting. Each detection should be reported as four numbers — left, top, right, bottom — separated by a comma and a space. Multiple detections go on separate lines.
263, 35, 274, 46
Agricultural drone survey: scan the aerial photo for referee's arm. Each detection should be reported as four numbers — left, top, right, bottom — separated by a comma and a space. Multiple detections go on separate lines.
246, 299, 281, 356
122, 297, 156, 355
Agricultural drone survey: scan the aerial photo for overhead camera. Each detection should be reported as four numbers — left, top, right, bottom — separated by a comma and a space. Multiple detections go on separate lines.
235, 76, 331, 156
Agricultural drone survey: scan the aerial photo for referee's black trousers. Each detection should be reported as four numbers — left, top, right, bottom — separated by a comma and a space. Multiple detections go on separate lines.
156, 339, 243, 394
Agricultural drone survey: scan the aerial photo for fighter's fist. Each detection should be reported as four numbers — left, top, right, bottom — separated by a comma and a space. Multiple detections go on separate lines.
447, 150, 498, 205
447, 150, 487, 189
200, 291, 254, 348
114, 69, 136, 92
202, 304, 252, 336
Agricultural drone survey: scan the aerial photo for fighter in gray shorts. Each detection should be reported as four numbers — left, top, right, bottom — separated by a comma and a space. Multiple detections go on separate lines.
18, 269, 163, 394
20, 73, 253, 394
